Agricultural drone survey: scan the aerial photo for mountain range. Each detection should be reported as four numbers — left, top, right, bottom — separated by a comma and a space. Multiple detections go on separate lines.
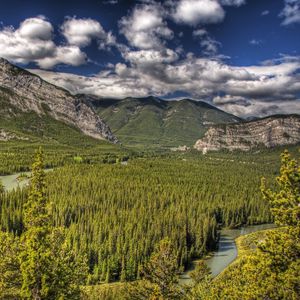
93, 96, 240, 148
0, 58, 299, 151
0, 57, 117, 144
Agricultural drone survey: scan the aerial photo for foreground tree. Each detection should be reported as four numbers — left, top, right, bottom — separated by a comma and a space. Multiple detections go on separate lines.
0, 148, 88, 299
191, 149, 300, 299
125, 238, 184, 300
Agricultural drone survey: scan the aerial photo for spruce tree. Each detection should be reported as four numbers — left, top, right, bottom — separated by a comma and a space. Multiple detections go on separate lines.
19, 148, 88, 299
125, 238, 184, 300
19, 147, 53, 299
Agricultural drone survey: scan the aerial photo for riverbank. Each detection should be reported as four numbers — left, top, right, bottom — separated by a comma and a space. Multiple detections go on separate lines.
179, 224, 275, 285
214, 226, 281, 282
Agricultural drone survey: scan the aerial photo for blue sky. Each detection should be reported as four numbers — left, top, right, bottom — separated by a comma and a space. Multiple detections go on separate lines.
0, 0, 299, 117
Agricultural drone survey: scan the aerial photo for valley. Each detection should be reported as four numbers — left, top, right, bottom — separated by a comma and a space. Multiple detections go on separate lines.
0, 59, 299, 300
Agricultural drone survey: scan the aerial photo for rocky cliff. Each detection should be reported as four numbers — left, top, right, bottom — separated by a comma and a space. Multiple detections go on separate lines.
194, 115, 300, 153
0, 58, 117, 143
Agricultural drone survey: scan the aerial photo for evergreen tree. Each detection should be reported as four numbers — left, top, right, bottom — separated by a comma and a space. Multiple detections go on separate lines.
0, 180, 4, 194
191, 149, 300, 299
125, 238, 183, 299
189, 261, 211, 284
19, 148, 53, 299
0, 232, 22, 299
0, 148, 89, 300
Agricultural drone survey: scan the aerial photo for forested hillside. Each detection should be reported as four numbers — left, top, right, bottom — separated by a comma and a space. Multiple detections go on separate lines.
94, 97, 240, 148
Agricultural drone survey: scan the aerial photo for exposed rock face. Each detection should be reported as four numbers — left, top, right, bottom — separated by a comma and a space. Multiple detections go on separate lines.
170, 145, 190, 152
0, 58, 117, 143
194, 115, 300, 153
0, 129, 29, 141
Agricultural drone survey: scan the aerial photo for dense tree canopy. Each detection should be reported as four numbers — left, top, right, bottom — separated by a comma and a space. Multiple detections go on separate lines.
0, 149, 88, 299
0, 155, 274, 284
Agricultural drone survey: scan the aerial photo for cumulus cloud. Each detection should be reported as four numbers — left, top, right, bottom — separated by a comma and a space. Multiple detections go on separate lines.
0, 16, 118, 68
0, 16, 88, 68
61, 17, 106, 47
0, 17, 55, 64
172, 0, 225, 26
36, 46, 86, 69
119, 3, 173, 49
280, 0, 300, 25
30, 54, 300, 117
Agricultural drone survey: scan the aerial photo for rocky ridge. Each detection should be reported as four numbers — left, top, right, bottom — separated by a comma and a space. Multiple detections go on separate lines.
0, 58, 117, 143
194, 115, 300, 153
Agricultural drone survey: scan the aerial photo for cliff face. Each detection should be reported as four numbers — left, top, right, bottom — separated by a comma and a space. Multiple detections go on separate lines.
0, 58, 117, 143
194, 115, 300, 153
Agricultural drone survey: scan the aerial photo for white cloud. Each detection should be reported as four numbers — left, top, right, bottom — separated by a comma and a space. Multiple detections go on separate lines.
18, 16, 53, 40
280, 0, 300, 25
172, 0, 225, 26
0, 16, 87, 68
123, 48, 179, 65
220, 0, 246, 6
214, 97, 300, 118
0, 16, 119, 69
193, 28, 208, 37
0, 17, 56, 64
249, 39, 262, 45
193, 28, 220, 54
261, 10, 270, 16
37, 46, 87, 69
30, 55, 300, 117
61, 17, 106, 47
119, 3, 173, 49
103, 0, 118, 4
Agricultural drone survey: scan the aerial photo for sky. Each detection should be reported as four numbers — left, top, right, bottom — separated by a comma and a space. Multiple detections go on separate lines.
0, 0, 299, 118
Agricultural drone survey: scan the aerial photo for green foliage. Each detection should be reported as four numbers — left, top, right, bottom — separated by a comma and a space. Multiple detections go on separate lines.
261, 149, 300, 227
0, 149, 88, 299
0, 232, 22, 299
0, 180, 4, 193
81, 283, 125, 300
189, 261, 211, 285
95, 97, 239, 148
191, 149, 300, 299
0, 153, 275, 285
125, 238, 183, 300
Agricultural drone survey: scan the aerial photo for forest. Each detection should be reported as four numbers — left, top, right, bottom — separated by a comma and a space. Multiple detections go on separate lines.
0, 145, 299, 299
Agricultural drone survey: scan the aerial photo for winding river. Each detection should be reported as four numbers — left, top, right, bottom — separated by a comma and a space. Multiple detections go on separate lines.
180, 223, 275, 285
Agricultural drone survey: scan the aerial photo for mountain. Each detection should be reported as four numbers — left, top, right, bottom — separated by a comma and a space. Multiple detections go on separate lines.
0, 58, 117, 143
194, 115, 300, 153
93, 96, 240, 148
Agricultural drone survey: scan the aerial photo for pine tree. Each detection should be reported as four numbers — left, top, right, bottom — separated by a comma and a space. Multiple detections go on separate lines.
189, 260, 211, 284
0, 179, 4, 194
0, 232, 22, 299
125, 238, 184, 299
19, 148, 88, 299
19, 148, 53, 299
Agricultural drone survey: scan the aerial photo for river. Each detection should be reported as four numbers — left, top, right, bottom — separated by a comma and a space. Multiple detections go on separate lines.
179, 223, 275, 285
0, 169, 53, 191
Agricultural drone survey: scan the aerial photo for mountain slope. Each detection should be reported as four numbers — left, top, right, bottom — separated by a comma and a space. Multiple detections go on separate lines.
194, 115, 300, 153
0, 58, 117, 143
93, 96, 240, 148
